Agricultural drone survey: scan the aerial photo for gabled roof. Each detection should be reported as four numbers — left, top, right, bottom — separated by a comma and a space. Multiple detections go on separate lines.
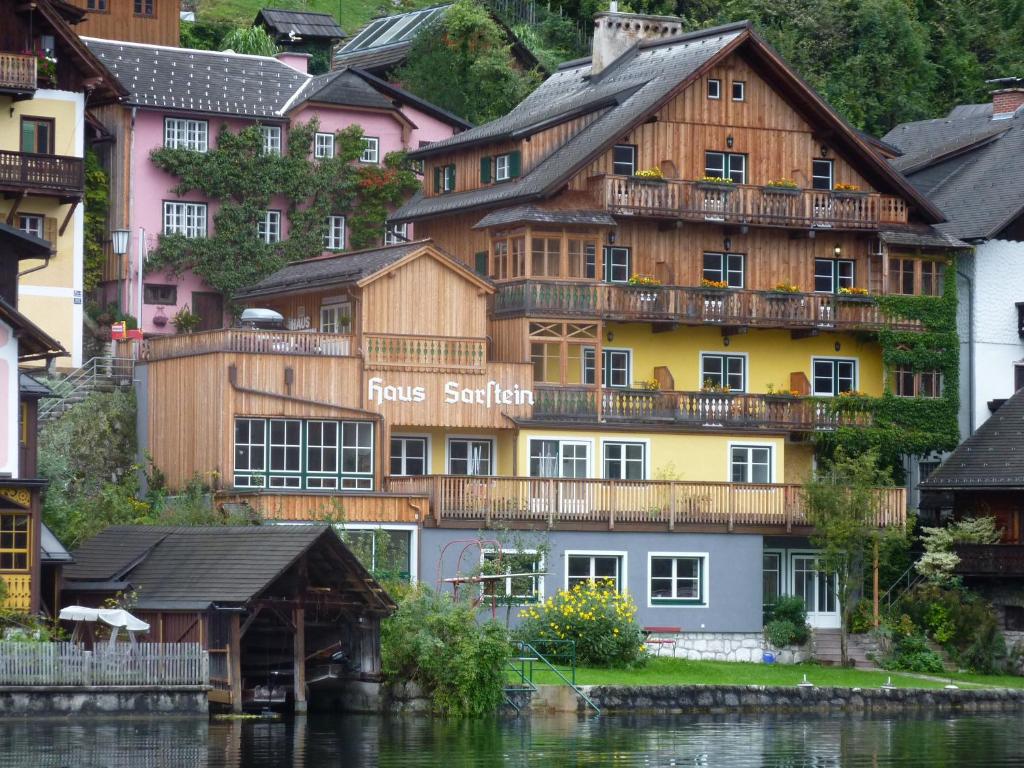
922, 388, 1024, 490
291, 68, 397, 112
41, 523, 73, 564
255, 8, 346, 42
884, 108, 1024, 240
20, 373, 53, 398
394, 21, 945, 225
0, 297, 66, 362
0, 222, 54, 259
473, 205, 617, 229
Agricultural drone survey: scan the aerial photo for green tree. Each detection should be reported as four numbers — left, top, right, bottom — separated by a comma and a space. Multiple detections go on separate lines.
395, 0, 542, 124
220, 26, 279, 56
83, 150, 109, 293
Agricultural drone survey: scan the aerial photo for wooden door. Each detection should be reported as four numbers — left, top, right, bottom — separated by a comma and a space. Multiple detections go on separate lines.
191, 292, 224, 332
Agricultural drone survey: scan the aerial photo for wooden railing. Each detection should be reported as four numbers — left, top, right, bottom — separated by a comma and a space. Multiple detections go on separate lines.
0, 53, 37, 91
0, 150, 84, 195
141, 328, 355, 361
363, 333, 487, 370
591, 174, 909, 229
217, 490, 428, 523
531, 386, 873, 430
0, 574, 31, 611
953, 544, 1024, 576
493, 280, 923, 331
384, 475, 906, 530
0, 642, 208, 686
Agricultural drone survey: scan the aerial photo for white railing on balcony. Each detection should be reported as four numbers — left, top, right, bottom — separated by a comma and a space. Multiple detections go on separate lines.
140, 329, 355, 361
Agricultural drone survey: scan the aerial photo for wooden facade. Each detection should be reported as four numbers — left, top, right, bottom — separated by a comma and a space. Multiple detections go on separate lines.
70, 0, 180, 47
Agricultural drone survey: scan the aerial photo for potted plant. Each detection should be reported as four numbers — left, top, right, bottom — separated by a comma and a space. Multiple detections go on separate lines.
700, 278, 729, 291
638, 377, 660, 392
763, 178, 800, 195
837, 286, 872, 302
152, 308, 169, 328
832, 182, 866, 199
632, 167, 666, 184
766, 282, 801, 298
696, 175, 735, 191
627, 274, 662, 302
172, 304, 201, 334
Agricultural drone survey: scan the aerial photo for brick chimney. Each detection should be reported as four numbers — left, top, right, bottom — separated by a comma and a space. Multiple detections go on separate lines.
591, 5, 683, 76
275, 51, 310, 74
989, 77, 1024, 119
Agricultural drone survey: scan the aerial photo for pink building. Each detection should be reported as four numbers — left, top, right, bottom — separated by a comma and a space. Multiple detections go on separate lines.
85, 41, 469, 335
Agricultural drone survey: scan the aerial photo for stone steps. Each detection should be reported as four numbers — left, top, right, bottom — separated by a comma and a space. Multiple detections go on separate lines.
812, 630, 878, 668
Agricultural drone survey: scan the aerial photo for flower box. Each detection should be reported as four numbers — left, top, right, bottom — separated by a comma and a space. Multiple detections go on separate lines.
696, 181, 734, 192
631, 175, 667, 184
831, 190, 868, 199
835, 293, 874, 303
762, 185, 800, 196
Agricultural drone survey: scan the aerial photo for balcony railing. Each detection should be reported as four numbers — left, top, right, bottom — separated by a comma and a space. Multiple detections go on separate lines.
953, 544, 1024, 576
0, 53, 37, 92
363, 333, 487, 370
140, 328, 355, 361
493, 280, 923, 331
591, 175, 909, 229
384, 475, 906, 531
0, 150, 84, 196
530, 386, 872, 430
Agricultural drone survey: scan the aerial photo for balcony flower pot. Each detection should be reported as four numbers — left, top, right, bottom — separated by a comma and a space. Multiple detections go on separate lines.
697, 181, 734, 193
152, 313, 169, 328
765, 291, 801, 300
631, 175, 668, 185
831, 189, 868, 200
835, 293, 874, 303
762, 185, 800, 196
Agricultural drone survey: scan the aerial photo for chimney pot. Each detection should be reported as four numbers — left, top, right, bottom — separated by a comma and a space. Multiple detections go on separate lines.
590, 9, 685, 76
992, 89, 1024, 119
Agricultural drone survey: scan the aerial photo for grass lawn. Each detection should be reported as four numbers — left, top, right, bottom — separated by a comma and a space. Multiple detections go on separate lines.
518, 657, 1024, 690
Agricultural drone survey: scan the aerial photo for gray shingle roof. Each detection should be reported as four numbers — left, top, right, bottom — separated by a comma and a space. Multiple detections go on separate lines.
40, 524, 72, 564
19, 373, 52, 398
234, 241, 427, 299
884, 108, 1024, 240
294, 68, 395, 111
83, 38, 309, 118
473, 206, 617, 229
922, 388, 1024, 490
255, 8, 346, 41
880, 227, 969, 250
64, 527, 169, 581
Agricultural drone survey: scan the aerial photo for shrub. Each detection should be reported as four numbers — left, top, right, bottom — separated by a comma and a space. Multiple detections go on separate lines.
765, 596, 811, 645
849, 599, 875, 634
381, 586, 511, 717
882, 632, 945, 674
764, 619, 798, 648
516, 580, 646, 668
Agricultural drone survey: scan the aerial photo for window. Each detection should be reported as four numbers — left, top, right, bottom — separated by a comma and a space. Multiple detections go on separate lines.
234, 418, 266, 487
482, 550, 543, 604
306, 421, 339, 489
341, 422, 374, 488
529, 439, 588, 478
17, 214, 44, 240
582, 348, 631, 388
700, 354, 745, 392
567, 553, 623, 592
163, 118, 208, 152
707, 79, 721, 99
603, 246, 631, 283
324, 216, 346, 250
1016, 363, 1024, 392
261, 125, 282, 156
134, 0, 154, 16
889, 258, 916, 295
702, 252, 744, 288
895, 367, 942, 398
342, 527, 414, 581
481, 152, 520, 183
391, 436, 427, 476
730, 445, 772, 483
495, 154, 511, 181
812, 358, 856, 396
812, 159, 834, 191
891, 259, 945, 297
268, 418, 302, 488
567, 237, 597, 278
319, 300, 351, 333
448, 438, 493, 476
361, 136, 379, 164
612, 144, 637, 176
163, 202, 207, 238
384, 223, 408, 245
918, 460, 940, 484
814, 258, 855, 293
732, 81, 745, 101
434, 164, 456, 193
144, 284, 177, 305
0, 513, 30, 571
20, 117, 54, 154
531, 237, 560, 277
86, 0, 107, 10
258, 210, 281, 244
314, 132, 335, 158
763, 552, 781, 608
704, 151, 746, 183
603, 441, 646, 480
650, 554, 706, 605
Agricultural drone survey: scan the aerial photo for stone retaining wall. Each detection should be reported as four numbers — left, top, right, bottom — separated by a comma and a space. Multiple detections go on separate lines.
0, 687, 208, 717
660, 632, 809, 664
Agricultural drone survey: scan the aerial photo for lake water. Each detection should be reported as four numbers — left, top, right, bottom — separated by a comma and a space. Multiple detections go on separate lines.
1, 711, 1022, 767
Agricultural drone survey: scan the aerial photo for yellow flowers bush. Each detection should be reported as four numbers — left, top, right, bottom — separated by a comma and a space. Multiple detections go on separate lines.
516, 580, 646, 668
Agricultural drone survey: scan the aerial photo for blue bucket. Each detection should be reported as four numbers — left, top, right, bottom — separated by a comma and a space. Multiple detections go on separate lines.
762, 651, 776, 664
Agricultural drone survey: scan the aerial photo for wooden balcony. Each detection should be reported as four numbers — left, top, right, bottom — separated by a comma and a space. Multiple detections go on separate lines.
363, 333, 487, 371
140, 328, 355, 361
953, 544, 1024, 577
492, 280, 923, 332
0, 150, 84, 198
0, 53, 37, 94
530, 386, 872, 431
216, 490, 427, 523
384, 475, 906, 532
591, 175, 909, 230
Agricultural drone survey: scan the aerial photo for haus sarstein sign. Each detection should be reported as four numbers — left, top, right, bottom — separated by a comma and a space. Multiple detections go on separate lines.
367, 376, 535, 407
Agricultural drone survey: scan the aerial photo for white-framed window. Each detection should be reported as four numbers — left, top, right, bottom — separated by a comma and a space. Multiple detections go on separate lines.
17, 214, 44, 239
261, 125, 282, 156
495, 153, 511, 181
702, 252, 744, 288
324, 215, 346, 250
306, 420, 339, 489
339, 524, 417, 581
164, 117, 208, 152
763, 550, 783, 608
448, 438, 493, 476
603, 441, 646, 480
566, 552, 626, 593
319, 299, 351, 333
258, 210, 281, 244
390, 436, 427, 476
603, 246, 631, 283
707, 78, 721, 99
730, 444, 772, 484
482, 549, 544, 604
732, 80, 746, 101
649, 552, 707, 606
700, 353, 746, 392
704, 151, 746, 183
163, 201, 207, 238
583, 348, 632, 388
612, 144, 637, 176
361, 136, 379, 163
341, 422, 374, 489
268, 418, 302, 488
315, 132, 335, 158
812, 358, 857, 396
233, 417, 266, 488
384, 222, 408, 245
812, 159, 834, 190
528, 439, 590, 478
814, 258, 855, 293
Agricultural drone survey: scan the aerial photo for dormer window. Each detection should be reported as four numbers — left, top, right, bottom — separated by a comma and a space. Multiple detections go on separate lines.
496, 154, 511, 181
480, 152, 521, 184
732, 81, 746, 101
434, 164, 456, 194
707, 79, 721, 99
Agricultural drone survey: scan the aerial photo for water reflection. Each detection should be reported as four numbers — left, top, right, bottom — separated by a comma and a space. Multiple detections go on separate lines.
1, 711, 1022, 767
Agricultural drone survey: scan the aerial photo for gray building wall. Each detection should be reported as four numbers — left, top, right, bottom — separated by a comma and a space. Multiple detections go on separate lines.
420, 528, 765, 632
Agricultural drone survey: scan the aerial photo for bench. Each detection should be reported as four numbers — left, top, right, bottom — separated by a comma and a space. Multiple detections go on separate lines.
643, 626, 683, 656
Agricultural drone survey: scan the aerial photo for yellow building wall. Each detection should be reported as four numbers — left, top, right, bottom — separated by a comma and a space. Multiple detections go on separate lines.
1, 92, 85, 368
606, 324, 885, 395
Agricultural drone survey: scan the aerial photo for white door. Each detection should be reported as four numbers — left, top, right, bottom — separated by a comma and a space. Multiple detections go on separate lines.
791, 554, 840, 628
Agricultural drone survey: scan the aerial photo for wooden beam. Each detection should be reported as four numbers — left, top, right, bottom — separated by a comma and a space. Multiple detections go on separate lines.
293, 605, 307, 714
229, 613, 243, 714
790, 329, 820, 340
239, 605, 264, 638
5, 193, 25, 225
58, 200, 79, 237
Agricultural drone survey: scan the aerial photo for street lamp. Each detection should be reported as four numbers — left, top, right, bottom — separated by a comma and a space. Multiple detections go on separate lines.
111, 228, 130, 255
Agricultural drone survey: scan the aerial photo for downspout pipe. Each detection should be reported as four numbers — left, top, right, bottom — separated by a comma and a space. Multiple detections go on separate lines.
957, 263, 974, 437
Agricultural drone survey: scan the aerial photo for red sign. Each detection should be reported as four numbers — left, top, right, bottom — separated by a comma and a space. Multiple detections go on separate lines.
111, 322, 126, 339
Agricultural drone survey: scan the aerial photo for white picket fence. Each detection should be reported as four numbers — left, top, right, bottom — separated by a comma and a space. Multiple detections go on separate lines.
0, 642, 208, 686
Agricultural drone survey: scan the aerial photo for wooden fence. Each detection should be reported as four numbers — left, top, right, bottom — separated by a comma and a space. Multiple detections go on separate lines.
363, 333, 487, 370
0, 53, 36, 91
0, 642, 208, 686
141, 329, 355, 361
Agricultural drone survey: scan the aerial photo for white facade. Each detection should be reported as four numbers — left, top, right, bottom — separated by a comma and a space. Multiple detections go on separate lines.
0, 318, 18, 478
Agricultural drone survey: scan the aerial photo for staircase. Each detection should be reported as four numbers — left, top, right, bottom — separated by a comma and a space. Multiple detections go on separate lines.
38, 356, 135, 423
812, 629, 879, 668
503, 640, 600, 714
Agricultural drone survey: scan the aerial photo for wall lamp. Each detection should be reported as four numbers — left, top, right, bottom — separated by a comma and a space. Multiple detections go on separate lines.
723, 336, 731, 347
726, 134, 734, 148
833, 243, 842, 258
607, 331, 615, 342
111, 228, 130, 256
820, 144, 829, 158
723, 237, 732, 252
835, 342, 841, 352
607, 231, 616, 245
